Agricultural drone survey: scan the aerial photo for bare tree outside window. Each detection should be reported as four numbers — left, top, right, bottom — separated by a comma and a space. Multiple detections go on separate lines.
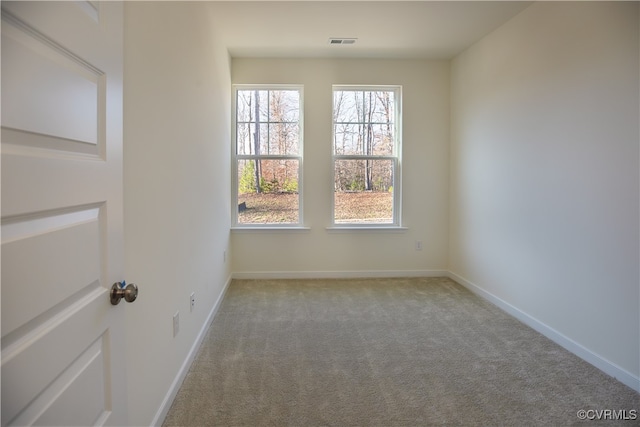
333, 87, 401, 225
235, 87, 302, 225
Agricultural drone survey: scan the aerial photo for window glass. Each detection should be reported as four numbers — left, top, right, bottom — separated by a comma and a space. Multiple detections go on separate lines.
332, 87, 401, 226
234, 87, 303, 226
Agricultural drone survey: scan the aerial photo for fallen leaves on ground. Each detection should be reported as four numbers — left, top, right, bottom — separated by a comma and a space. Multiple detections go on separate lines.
238, 192, 392, 224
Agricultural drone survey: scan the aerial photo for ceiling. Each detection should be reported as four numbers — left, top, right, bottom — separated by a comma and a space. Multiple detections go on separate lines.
208, 1, 534, 59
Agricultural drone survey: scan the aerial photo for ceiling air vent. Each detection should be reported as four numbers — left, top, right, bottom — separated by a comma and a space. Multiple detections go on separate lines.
329, 38, 357, 45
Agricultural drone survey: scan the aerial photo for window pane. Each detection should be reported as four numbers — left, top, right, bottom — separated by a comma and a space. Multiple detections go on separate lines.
237, 159, 299, 224
236, 123, 270, 156
270, 90, 300, 122
370, 123, 394, 156
236, 122, 253, 155
334, 91, 363, 123
268, 122, 299, 155
237, 90, 268, 122
237, 89, 301, 156
236, 91, 253, 123
334, 159, 394, 224
256, 90, 269, 122
334, 122, 361, 155
333, 90, 395, 156
366, 91, 394, 124
239, 90, 300, 124
257, 123, 269, 155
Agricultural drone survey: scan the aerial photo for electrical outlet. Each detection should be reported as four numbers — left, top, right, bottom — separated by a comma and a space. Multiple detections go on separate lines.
415, 240, 423, 251
190, 292, 195, 312
223, 250, 227, 263
173, 311, 180, 337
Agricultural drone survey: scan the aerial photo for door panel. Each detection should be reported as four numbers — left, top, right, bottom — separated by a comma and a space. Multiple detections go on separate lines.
2, 205, 101, 337
31, 337, 108, 427
3, 296, 111, 426
1, 18, 101, 145
1, 2, 127, 426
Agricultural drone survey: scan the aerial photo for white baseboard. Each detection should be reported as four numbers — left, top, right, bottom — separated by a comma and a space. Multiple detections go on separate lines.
152, 274, 233, 426
448, 271, 640, 393
231, 269, 449, 280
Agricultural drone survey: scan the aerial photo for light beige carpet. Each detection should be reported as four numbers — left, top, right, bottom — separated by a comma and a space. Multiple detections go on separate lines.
163, 277, 639, 426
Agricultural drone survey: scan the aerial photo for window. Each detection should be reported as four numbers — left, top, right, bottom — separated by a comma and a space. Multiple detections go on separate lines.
332, 86, 401, 226
233, 86, 303, 226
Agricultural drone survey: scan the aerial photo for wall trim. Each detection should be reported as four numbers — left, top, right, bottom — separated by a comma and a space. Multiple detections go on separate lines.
231, 269, 449, 280
447, 271, 640, 393
152, 274, 233, 427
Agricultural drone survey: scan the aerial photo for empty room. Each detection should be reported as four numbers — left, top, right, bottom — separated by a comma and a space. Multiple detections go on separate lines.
1, 1, 638, 426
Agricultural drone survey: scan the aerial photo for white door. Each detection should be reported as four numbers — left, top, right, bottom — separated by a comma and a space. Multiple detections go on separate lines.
1, 1, 129, 426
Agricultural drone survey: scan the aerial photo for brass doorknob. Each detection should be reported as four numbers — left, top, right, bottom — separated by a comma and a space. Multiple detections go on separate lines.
110, 282, 138, 305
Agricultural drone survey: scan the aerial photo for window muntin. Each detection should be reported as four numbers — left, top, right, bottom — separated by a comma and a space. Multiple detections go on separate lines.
234, 86, 303, 226
332, 87, 401, 226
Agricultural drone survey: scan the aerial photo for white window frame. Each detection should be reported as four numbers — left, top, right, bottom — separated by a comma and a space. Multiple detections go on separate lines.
331, 85, 402, 228
232, 84, 304, 228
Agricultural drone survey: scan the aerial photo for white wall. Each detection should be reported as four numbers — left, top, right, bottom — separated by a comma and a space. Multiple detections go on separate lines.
450, 1, 639, 387
123, 2, 231, 425
118, 3, 639, 423
231, 58, 450, 276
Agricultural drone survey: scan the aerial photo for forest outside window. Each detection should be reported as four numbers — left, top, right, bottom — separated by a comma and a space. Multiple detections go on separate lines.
332, 86, 402, 226
233, 86, 303, 226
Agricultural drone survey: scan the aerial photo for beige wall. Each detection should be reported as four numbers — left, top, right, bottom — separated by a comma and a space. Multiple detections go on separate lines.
450, 1, 639, 383
231, 58, 450, 276
123, 2, 231, 425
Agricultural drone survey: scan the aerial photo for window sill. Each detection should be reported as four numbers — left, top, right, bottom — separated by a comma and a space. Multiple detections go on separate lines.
231, 226, 311, 233
326, 226, 408, 233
